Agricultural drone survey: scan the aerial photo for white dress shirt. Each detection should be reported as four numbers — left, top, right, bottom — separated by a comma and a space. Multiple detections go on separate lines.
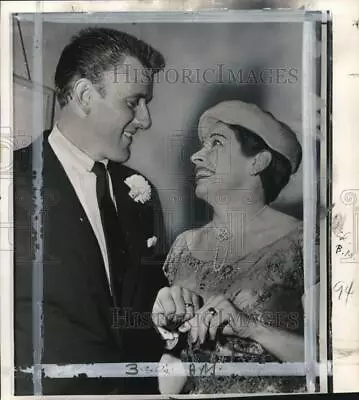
48, 124, 117, 290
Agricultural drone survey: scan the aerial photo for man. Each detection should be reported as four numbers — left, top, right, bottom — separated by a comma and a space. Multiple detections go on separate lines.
14, 27, 168, 395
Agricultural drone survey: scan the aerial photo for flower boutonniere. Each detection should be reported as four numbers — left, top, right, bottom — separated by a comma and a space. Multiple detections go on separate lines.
124, 174, 151, 204
147, 236, 158, 248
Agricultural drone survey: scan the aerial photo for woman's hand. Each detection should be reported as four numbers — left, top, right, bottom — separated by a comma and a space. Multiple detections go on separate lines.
176, 292, 305, 363
152, 286, 201, 332
178, 294, 257, 344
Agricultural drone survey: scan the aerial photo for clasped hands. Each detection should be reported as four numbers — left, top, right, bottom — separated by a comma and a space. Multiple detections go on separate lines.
152, 286, 256, 347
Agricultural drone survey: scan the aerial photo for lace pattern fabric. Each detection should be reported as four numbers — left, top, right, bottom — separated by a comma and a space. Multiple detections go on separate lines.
162, 223, 312, 394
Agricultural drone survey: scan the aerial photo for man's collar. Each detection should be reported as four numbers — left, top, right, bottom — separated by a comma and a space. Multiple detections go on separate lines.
49, 124, 108, 172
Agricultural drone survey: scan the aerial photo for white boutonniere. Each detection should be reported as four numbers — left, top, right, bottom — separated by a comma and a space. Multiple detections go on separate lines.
147, 236, 158, 248
124, 174, 151, 204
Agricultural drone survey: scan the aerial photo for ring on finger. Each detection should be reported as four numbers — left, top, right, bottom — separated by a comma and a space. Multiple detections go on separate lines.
184, 303, 195, 318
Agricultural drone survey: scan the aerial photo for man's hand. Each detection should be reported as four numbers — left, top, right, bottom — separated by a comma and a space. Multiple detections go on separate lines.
152, 286, 201, 331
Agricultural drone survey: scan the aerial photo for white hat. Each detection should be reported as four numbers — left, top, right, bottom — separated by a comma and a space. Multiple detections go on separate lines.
198, 100, 302, 173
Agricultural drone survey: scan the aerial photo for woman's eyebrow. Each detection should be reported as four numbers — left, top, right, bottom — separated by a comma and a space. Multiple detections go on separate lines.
209, 133, 227, 139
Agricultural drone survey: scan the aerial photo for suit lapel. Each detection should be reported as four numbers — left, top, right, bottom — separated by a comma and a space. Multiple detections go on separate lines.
41, 136, 151, 311
43, 135, 114, 305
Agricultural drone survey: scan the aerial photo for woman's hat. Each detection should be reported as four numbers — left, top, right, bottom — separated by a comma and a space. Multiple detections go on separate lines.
198, 100, 302, 174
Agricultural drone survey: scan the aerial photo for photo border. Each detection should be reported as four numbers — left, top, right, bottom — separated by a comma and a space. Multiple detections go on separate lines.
1, 1, 336, 399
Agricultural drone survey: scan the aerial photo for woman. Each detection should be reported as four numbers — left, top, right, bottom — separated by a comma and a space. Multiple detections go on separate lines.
156, 100, 317, 394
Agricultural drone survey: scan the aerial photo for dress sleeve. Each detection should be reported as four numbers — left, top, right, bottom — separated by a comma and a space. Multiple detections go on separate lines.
162, 232, 188, 285
284, 223, 320, 295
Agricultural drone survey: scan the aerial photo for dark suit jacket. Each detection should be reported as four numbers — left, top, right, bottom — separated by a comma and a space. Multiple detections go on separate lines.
14, 132, 168, 395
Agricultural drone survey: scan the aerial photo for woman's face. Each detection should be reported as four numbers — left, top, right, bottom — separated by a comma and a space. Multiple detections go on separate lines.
191, 121, 253, 204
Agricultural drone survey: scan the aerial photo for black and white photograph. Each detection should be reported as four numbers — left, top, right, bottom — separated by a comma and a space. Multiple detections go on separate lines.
1, 5, 332, 398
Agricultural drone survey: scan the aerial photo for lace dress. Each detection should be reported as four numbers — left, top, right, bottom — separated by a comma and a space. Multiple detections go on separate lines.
163, 223, 311, 394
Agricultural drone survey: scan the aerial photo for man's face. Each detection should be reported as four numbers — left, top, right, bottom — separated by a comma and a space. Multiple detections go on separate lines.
87, 55, 153, 162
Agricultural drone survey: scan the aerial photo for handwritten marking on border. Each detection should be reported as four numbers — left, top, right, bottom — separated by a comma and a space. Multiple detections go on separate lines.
333, 280, 355, 305
19, 362, 332, 378
337, 190, 359, 263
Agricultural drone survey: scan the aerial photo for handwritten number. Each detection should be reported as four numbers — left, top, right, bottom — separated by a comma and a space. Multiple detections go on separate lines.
333, 280, 355, 304
125, 363, 138, 375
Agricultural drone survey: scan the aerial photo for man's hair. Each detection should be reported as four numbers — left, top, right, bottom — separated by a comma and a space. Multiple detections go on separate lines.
228, 124, 295, 204
54, 27, 165, 108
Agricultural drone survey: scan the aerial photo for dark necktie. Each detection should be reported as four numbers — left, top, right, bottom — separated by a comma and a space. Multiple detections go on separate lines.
92, 161, 124, 307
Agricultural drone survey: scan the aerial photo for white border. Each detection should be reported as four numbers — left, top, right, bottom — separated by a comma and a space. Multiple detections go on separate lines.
31, 7, 45, 396
19, 361, 329, 378
318, 13, 329, 393
14, 9, 320, 23
302, 19, 319, 393
1, 3, 15, 398
1, 1, 332, 398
